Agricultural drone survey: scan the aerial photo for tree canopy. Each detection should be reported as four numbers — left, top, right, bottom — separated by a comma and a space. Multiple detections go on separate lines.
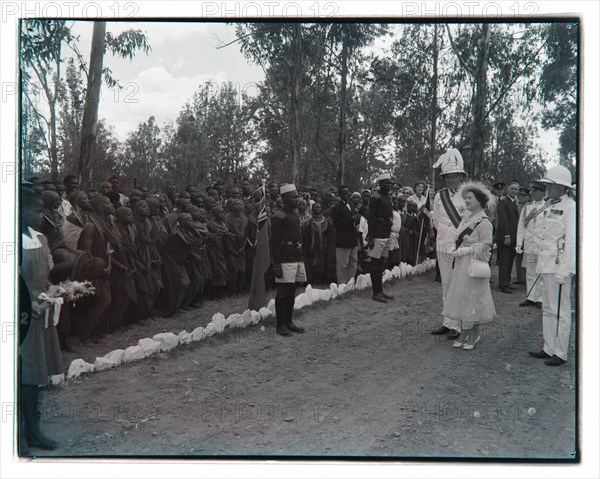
20, 21, 577, 190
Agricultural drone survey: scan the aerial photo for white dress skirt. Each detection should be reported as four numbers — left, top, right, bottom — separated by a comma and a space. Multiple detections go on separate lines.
442, 212, 496, 329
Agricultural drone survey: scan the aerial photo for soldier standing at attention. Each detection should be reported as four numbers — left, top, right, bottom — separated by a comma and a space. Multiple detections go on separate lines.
366, 173, 395, 303
528, 166, 576, 366
270, 184, 306, 337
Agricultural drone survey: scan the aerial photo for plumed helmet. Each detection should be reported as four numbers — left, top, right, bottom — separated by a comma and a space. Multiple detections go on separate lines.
433, 148, 467, 176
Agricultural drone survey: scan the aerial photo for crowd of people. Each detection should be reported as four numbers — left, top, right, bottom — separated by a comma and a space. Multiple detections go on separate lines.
20, 173, 437, 348
18, 151, 576, 453
20, 158, 576, 347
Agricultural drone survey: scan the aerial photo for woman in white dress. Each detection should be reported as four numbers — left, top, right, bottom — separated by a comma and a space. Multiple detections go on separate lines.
407, 180, 428, 211
442, 182, 496, 349
407, 180, 432, 263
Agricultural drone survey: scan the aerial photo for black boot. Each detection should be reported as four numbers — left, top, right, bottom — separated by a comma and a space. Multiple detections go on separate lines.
286, 322, 305, 333
286, 297, 305, 333
285, 286, 304, 333
275, 298, 292, 337
22, 385, 58, 450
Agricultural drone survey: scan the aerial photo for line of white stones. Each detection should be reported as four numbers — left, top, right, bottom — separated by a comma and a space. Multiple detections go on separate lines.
56, 259, 437, 385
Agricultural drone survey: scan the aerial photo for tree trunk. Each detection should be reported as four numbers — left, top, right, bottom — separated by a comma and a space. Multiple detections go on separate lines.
470, 24, 490, 179
49, 45, 61, 182
430, 24, 439, 190
288, 23, 302, 185
337, 26, 348, 186
78, 21, 106, 190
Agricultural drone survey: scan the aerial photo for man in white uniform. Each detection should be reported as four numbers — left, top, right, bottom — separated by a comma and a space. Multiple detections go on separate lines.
516, 181, 547, 308
430, 148, 468, 340
528, 166, 576, 366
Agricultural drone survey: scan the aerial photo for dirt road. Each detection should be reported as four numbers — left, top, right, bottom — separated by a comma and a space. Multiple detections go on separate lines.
35, 268, 576, 459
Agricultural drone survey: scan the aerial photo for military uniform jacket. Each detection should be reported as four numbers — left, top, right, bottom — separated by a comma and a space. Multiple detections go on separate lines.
367, 191, 393, 239
516, 200, 546, 256
536, 195, 576, 276
270, 208, 304, 264
432, 186, 467, 251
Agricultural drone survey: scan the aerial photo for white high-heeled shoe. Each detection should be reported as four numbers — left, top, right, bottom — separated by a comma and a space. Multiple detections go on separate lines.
452, 332, 470, 348
462, 336, 481, 350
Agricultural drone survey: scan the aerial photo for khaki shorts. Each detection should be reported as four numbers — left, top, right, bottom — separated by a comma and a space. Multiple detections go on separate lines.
275, 262, 307, 284
367, 237, 394, 259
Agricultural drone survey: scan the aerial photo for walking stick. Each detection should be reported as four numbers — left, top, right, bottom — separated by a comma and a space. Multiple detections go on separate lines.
554, 236, 566, 337
415, 186, 430, 265
555, 283, 563, 337
525, 273, 541, 299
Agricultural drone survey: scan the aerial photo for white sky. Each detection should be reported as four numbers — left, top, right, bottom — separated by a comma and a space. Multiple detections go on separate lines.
69, 21, 265, 139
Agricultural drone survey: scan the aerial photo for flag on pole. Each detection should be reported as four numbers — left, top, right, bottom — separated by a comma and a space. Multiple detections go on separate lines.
415, 186, 432, 264
248, 180, 270, 311
424, 185, 432, 211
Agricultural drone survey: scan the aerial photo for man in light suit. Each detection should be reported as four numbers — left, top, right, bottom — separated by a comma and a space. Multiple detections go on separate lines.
495, 181, 520, 293
331, 185, 361, 284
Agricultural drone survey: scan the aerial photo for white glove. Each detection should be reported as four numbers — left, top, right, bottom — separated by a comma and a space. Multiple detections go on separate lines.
555, 273, 569, 285
38, 294, 63, 329
450, 246, 471, 258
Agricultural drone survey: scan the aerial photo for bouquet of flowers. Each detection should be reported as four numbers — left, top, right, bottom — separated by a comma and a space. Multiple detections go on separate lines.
42, 280, 96, 303
37, 281, 96, 328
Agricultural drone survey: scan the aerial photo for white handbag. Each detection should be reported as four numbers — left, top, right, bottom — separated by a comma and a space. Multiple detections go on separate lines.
468, 259, 491, 279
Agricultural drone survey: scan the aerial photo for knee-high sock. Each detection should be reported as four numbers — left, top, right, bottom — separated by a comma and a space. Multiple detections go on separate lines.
370, 258, 383, 294
285, 283, 296, 324
275, 285, 287, 326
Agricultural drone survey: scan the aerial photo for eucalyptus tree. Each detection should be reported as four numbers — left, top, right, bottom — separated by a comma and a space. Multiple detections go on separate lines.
445, 22, 548, 178
78, 22, 150, 190
20, 19, 150, 186
121, 115, 163, 190
20, 19, 75, 180
235, 23, 307, 184
538, 22, 577, 170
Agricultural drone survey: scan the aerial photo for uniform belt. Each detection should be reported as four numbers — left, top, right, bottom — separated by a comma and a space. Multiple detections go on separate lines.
283, 241, 303, 247
375, 216, 392, 221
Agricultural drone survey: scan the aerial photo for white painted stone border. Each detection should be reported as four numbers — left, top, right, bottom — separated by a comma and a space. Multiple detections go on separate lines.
59, 259, 436, 384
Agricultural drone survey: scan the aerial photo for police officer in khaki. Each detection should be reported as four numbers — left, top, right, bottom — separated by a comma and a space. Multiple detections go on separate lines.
528, 166, 576, 366
270, 184, 306, 337
366, 173, 396, 303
